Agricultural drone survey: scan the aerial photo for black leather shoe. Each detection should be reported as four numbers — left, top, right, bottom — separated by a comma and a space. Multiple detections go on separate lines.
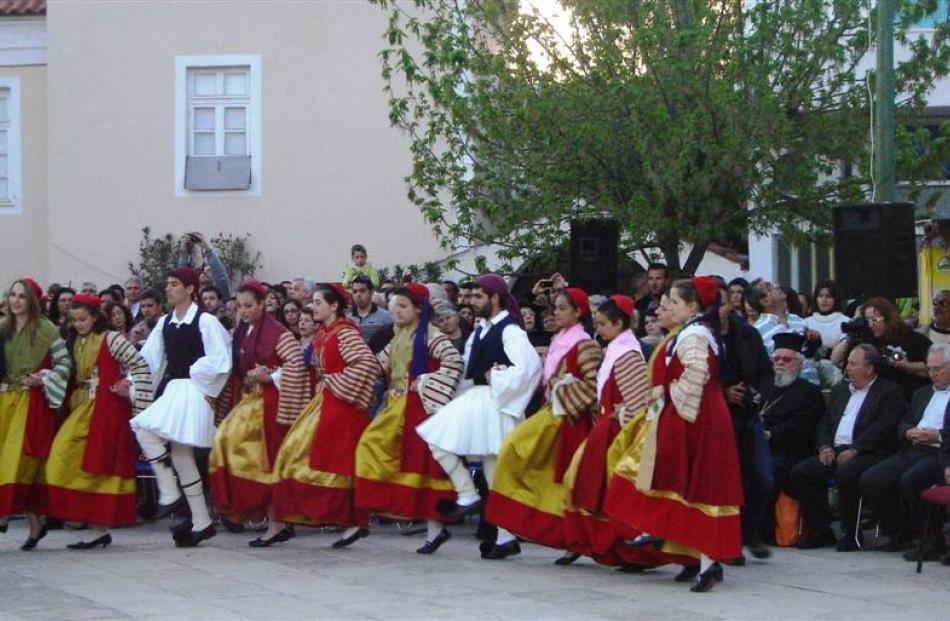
21, 523, 48, 551
554, 552, 581, 566
723, 554, 746, 566
674, 565, 701, 582
170, 520, 194, 540
332, 528, 369, 549
747, 542, 772, 559
796, 529, 836, 550
67, 534, 112, 550
174, 524, 217, 548
249, 527, 294, 548
479, 540, 495, 555
690, 562, 724, 593
221, 518, 246, 534
626, 534, 664, 549
836, 536, 861, 552
436, 498, 484, 521
152, 496, 186, 521
617, 563, 648, 573
0, 522, 7, 534
416, 528, 452, 554
481, 540, 521, 560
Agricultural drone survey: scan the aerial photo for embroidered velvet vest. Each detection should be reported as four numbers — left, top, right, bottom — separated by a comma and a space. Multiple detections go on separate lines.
465, 314, 516, 386
158, 309, 204, 396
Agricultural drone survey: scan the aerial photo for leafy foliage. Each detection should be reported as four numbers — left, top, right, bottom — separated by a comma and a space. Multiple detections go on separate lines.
372, 0, 950, 275
209, 232, 263, 289
128, 227, 176, 292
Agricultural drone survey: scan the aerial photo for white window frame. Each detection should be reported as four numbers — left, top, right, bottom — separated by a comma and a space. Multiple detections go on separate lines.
0, 77, 22, 215
175, 55, 261, 196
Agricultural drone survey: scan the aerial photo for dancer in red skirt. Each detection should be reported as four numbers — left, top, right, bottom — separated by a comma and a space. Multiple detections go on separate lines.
609, 277, 743, 592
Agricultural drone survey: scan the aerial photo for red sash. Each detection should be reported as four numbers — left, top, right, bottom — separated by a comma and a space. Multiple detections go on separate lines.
82, 338, 136, 478
23, 354, 57, 458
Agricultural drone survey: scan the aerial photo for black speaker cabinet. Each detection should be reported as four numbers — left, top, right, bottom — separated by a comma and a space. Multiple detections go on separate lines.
570, 219, 619, 294
833, 203, 917, 301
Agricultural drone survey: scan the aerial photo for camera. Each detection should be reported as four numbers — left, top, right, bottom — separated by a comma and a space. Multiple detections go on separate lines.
841, 316, 874, 342
885, 345, 906, 362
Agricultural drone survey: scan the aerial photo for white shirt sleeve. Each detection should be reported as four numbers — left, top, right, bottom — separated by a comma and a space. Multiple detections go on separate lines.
490, 324, 542, 417
189, 313, 233, 398
140, 315, 167, 391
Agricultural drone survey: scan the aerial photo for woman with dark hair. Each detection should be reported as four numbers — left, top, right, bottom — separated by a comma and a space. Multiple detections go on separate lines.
0, 278, 72, 549
608, 277, 743, 592
805, 280, 845, 351
282, 299, 303, 338
47, 287, 76, 337
44, 294, 153, 549
106, 302, 134, 340
831, 296, 932, 400
98, 288, 122, 310
355, 284, 464, 553
209, 281, 309, 547
744, 288, 766, 325
264, 288, 282, 323
271, 284, 379, 548
486, 288, 603, 553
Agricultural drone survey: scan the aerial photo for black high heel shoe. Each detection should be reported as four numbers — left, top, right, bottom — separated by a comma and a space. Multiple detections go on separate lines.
674, 565, 700, 582
690, 562, 724, 593
626, 534, 665, 549
332, 528, 369, 549
67, 534, 112, 550
248, 526, 295, 548
554, 552, 581, 566
21, 523, 49, 551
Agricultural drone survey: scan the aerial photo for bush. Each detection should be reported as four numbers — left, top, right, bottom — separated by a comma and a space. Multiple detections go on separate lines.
128, 227, 176, 292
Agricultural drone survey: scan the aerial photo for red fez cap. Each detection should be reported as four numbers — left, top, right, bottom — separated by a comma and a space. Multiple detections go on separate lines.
565, 287, 591, 318
405, 282, 430, 303
691, 276, 719, 308
21, 277, 43, 300
328, 283, 352, 306
169, 267, 199, 290
241, 280, 268, 297
609, 294, 635, 319
72, 293, 101, 308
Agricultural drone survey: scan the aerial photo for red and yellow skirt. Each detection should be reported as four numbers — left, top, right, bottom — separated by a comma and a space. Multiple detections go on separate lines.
566, 411, 698, 566
210, 391, 288, 522
44, 400, 136, 526
272, 393, 369, 528
0, 390, 49, 516
486, 405, 590, 549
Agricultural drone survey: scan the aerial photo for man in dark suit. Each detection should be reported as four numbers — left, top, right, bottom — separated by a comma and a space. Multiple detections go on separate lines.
760, 333, 825, 496
791, 344, 906, 551
859, 342, 950, 560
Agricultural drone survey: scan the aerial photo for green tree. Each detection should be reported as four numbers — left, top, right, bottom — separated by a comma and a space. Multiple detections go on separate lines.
373, 0, 950, 275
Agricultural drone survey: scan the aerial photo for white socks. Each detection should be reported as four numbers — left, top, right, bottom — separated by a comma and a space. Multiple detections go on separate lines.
426, 519, 443, 542
134, 429, 181, 505
341, 526, 361, 540
430, 445, 479, 506
171, 442, 212, 531
700, 554, 713, 573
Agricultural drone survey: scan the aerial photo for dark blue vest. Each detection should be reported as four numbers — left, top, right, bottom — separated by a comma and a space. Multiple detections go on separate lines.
157, 309, 205, 397
465, 314, 517, 385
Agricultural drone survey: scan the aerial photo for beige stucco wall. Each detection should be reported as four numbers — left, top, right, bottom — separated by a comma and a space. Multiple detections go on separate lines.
45, 0, 442, 289
0, 63, 47, 290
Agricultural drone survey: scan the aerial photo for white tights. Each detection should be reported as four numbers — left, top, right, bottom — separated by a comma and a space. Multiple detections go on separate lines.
136, 429, 212, 531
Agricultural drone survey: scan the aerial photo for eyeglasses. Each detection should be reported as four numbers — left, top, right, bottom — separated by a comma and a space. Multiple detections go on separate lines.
933, 299, 950, 308
772, 355, 798, 363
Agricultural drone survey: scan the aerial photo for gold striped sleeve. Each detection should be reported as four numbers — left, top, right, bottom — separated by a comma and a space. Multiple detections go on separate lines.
614, 350, 649, 415
418, 332, 464, 414
669, 334, 710, 423
275, 331, 309, 425
554, 339, 603, 421
106, 331, 154, 415
42, 337, 72, 409
323, 327, 380, 411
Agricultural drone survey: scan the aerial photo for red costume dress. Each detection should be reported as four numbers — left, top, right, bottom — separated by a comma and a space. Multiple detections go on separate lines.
605, 324, 743, 560
271, 317, 378, 528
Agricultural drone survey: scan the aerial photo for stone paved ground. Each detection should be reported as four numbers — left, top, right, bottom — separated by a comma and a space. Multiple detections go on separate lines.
1, 518, 949, 620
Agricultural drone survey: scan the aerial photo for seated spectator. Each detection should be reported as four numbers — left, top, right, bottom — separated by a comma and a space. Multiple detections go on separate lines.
859, 343, 950, 561
919, 290, 950, 345
760, 333, 825, 497
790, 345, 905, 551
805, 280, 846, 354
831, 297, 932, 401
347, 274, 393, 345
433, 302, 470, 353
753, 282, 807, 354
342, 243, 380, 288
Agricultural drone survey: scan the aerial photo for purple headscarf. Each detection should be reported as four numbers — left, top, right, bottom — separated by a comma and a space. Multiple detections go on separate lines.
475, 273, 524, 328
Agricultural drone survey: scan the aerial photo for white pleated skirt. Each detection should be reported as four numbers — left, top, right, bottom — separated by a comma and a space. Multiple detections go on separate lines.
415, 385, 521, 457
130, 379, 216, 448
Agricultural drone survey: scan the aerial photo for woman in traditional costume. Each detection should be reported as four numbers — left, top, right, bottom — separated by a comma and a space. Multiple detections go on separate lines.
355, 284, 463, 553
271, 284, 379, 547
44, 294, 153, 549
608, 277, 743, 592
209, 281, 309, 547
0, 278, 72, 550
485, 288, 603, 552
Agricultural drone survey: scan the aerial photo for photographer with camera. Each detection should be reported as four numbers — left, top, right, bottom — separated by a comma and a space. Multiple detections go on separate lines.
175, 231, 231, 300
530, 272, 569, 308
831, 297, 932, 401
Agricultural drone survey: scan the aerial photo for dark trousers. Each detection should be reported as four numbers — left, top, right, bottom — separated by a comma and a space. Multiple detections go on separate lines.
789, 449, 886, 536
858, 447, 944, 538
732, 414, 774, 545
